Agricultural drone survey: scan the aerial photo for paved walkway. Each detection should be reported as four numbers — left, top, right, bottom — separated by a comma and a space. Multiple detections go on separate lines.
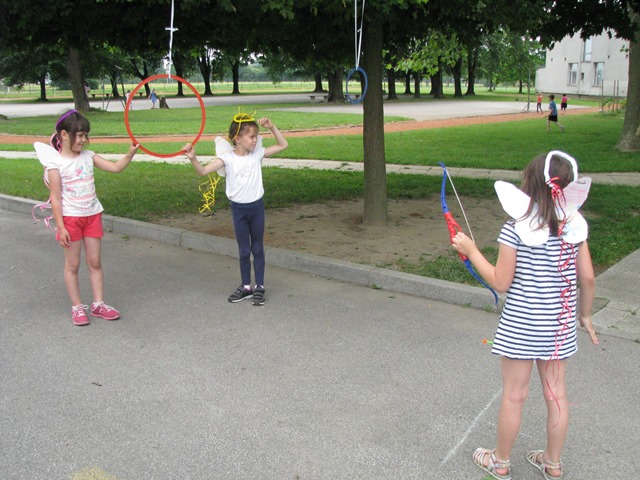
3, 149, 640, 186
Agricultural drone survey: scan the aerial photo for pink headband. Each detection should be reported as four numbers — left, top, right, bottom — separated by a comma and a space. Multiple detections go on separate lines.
55, 109, 78, 129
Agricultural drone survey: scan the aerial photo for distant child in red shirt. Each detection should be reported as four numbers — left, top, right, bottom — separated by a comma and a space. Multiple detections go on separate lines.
536, 93, 543, 113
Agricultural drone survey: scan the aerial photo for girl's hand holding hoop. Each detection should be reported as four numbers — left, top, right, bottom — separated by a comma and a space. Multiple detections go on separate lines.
183, 143, 196, 161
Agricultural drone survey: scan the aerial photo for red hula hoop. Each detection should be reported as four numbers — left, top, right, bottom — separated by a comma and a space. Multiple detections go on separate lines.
124, 74, 206, 158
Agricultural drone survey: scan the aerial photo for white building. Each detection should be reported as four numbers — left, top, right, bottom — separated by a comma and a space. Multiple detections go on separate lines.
535, 32, 629, 98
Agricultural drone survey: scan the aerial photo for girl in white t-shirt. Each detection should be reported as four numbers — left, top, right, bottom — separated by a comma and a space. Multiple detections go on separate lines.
451, 151, 599, 480
42, 110, 139, 326
184, 114, 288, 306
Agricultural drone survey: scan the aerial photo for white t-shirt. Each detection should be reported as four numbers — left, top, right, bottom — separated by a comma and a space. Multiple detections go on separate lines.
46, 150, 103, 216
219, 147, 265, 204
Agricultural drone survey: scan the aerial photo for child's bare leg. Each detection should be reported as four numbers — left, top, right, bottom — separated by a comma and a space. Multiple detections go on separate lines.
491, 358, 534, 471
84, 237, 104, 303
63, 241, 83, 305
536, 359, 568, 478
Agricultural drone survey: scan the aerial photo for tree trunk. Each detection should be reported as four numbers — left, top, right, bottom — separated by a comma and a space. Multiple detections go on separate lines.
38, 72, 47, 101
130, 59, 151, 97
110, 74, 121, 99
313, 73, 324, 92
452, 56, 463, 97
616, 13, 640, 152
326, 70, 343, 103
174, 56, 185, 97
431, 71, 444, 98
465, 46, 478, 96
66, 47, 90, 112
362, 16, 387, 226
385, 51, 398, 100
413, 72, 421, 98
404, 72, 411, 95
231, 59, 241, 94
386, 67, 397, 100
175, 67, 185, 96
198, 52, 213, 95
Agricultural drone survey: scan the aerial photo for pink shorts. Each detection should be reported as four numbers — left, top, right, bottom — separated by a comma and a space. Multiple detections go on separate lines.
57, 213, 103, 242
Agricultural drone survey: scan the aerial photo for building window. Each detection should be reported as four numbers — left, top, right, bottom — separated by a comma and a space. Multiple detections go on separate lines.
583, 38, 592, 61
569, 63, 578, 85
594, 62, 604, 86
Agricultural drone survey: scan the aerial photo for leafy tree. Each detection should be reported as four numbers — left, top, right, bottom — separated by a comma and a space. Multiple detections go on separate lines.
0, 0, 131, 111
0, 46, 57, 101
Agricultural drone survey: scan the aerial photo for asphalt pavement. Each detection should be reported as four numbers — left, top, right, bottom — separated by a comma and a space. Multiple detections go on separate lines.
1, 205, 639, 480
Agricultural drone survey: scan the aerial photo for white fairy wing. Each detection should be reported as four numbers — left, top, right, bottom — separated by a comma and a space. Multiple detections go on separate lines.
514, 211, 550, 246
495, 180, 550, 246
494, 181, 530, 220
558, 177, 591, 213
33, 142, 60, 186
214, 137, 232, 177
214, 136, 233, 155
561, 211, 589, 244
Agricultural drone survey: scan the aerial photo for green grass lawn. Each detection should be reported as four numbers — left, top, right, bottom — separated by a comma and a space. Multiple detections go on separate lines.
0, 99, 638, 285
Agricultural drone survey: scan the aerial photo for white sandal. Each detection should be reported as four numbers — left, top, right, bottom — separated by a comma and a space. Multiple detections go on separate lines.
526, 450, 563, 479
472, 447, 511, 480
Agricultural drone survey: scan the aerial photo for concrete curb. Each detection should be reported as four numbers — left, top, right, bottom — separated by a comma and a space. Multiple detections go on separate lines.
1, 193, 501, 312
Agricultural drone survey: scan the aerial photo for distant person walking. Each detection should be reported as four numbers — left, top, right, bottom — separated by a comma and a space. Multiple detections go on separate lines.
536, 92, 543, 113
560, 94, 568, 113
547, 95, 565, 133
125, 90, 133, 111
150, 89, 158, 109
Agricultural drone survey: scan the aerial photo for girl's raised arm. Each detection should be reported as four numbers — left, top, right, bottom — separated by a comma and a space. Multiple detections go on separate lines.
93, 143, 139, 173
184, 143, 225, 176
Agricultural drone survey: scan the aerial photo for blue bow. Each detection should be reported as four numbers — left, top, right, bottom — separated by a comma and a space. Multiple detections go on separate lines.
439, 162, 498, 305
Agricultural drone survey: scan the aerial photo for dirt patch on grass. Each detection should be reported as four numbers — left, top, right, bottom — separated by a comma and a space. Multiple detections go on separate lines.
154, 197, 507, 269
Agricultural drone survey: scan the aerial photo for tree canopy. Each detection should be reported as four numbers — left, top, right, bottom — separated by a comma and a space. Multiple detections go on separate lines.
1, 0, 639, 224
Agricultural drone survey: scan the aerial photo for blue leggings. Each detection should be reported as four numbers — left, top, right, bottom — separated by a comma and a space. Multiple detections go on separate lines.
230, 198, 265, 286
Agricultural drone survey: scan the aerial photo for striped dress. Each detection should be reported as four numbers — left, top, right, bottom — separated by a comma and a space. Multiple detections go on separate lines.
491, 221, 579, 360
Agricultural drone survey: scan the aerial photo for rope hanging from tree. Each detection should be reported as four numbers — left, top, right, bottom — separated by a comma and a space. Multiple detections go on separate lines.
165, 0, 178, 76
345, 0, 368, 104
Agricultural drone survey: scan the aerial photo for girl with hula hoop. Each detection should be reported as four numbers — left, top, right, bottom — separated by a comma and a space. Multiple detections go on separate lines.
184, 114, 288, 306
34, 110, 140, 326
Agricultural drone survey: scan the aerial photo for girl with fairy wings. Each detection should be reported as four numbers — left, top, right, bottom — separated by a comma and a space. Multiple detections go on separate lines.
452, 151, 598, 480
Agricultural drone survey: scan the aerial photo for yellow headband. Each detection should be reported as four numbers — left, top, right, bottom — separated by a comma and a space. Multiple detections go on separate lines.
229, 111, 257, 142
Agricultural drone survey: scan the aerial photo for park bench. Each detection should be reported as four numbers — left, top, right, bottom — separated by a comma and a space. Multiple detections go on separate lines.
309, 94, 329, 103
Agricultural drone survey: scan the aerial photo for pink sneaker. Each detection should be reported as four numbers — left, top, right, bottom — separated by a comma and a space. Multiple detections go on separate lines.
71, 305, 90, 326
90, 302, 120, 321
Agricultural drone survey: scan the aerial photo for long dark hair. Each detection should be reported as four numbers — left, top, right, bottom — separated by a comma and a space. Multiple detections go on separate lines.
50, 110, 91, 152
520, 152, 575, 236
